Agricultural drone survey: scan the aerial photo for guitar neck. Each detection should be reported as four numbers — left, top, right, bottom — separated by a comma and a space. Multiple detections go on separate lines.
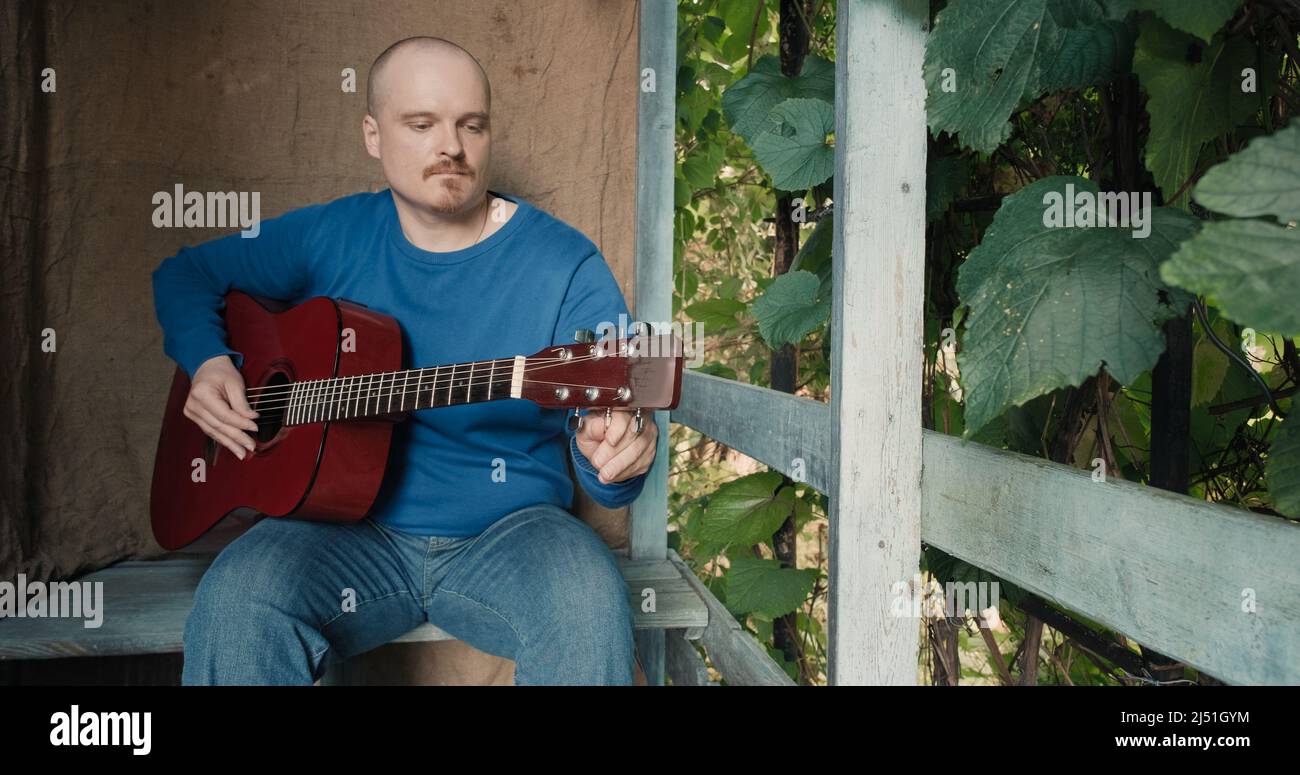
274, 356, 524, 426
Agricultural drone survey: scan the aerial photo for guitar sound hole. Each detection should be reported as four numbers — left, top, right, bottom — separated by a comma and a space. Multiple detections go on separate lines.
251, 372, 290, 443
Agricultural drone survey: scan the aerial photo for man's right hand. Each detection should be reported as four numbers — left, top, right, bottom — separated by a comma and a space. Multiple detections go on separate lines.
185, 355, 259, 460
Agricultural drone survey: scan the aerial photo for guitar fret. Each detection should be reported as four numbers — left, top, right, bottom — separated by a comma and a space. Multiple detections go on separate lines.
276, 347, 640, 425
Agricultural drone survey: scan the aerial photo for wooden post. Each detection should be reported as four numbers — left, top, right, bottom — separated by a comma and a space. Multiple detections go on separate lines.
630, 0, 677, 685
828, 0, 928, 685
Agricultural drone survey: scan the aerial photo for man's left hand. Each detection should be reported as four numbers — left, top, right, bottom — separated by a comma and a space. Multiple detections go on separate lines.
575, 408, 659, 484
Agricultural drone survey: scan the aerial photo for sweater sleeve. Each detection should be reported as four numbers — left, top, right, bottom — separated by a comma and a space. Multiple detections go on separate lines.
151, 203, 325, 379
553, 251, 650, 509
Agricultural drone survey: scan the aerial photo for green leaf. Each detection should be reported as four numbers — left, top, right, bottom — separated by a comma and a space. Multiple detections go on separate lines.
1134, 0, 1239, 43
956, 176, 1198, 435
723, 556, 818, 617
924, 0, 1133, 154
694, 362, 739, 381
693, 471, 793, 546
699, 16, 726, 45
750, 270, 830, 348
722, 54, 834, 145
720, 30, 752, 63
1267, 419, 1300, 518
749, 97, 835, 191
1040, 1, 1136, 93
791, 215, 833, 305
1133, 18, 1262, 206
686, 298, 747, 330
1160, 220, 1300, 337
1190, 336, 1229, 407
1192, 123, 1300, 223
682, 141, 726, 189
721, 0, 763, 39
718, 276, 744, 299
674, 176, 691, 209
925, 0, 1054, 153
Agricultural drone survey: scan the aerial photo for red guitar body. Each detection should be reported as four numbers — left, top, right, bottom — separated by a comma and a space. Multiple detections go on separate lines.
150, 292, 401, 550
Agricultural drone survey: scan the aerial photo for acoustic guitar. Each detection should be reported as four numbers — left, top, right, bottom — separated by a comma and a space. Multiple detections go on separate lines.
150, 290, 683, 550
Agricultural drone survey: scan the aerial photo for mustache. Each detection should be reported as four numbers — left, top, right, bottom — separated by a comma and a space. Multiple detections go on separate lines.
424, 165, 472, 178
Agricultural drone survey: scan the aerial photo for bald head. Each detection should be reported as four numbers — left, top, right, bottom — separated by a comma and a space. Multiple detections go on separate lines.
366, 36, 491, 119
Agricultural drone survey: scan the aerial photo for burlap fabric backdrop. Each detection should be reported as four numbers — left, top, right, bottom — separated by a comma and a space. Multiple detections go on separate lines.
2, 0, 645, 684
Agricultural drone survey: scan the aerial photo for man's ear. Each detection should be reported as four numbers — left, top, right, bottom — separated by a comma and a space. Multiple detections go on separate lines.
362, 115, 381, 160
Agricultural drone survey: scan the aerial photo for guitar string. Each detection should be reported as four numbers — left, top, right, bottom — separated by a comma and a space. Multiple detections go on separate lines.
242, 354, 617, 411
248, 376, 634, 424
244, 353, 553, 395
242, 352, 645, 415
242, 355, 563, 398
239, 348, 644, 401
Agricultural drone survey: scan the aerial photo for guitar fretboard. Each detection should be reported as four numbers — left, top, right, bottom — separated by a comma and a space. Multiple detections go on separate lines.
268, 356, 526, 426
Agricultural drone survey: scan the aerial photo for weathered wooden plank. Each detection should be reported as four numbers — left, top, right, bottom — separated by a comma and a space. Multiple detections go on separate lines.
666, 550, 796, 686
630, 0, 678, 688
0, 557, 707, 660
922, 432, 1300, 685
672, 373, 1300, 684
630, 0, 676, 566
0, 560, 206, 659
828, 0, 928, 685
671, 370, 833, 493
665, 628, 715, 686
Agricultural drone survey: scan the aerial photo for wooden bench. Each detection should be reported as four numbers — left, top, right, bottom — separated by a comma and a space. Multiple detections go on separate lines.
0, 514, 710, 675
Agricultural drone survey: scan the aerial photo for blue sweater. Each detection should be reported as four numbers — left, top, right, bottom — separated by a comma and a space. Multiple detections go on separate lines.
151, 189, 647, 536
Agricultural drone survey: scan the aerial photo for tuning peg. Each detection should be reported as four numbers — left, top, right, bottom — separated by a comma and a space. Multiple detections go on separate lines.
633, 408, 645, 436
630, 321, 651, 337
574, 329, 596, 344
568, 407, 585, 432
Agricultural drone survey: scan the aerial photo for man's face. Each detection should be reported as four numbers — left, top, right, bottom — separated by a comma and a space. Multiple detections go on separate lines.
364, 49, 491, 215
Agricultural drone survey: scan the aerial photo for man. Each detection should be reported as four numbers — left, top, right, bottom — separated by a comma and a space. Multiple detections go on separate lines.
151, 36, 658, 685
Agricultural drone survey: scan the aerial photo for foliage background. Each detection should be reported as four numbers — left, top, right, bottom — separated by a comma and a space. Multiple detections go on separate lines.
667, 0, 1299, 685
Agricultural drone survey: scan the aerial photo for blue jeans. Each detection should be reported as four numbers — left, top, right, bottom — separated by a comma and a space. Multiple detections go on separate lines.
181, 503, 636, 685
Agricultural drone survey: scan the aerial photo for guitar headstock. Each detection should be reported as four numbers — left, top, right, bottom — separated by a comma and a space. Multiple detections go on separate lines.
520, 327, 683, 410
